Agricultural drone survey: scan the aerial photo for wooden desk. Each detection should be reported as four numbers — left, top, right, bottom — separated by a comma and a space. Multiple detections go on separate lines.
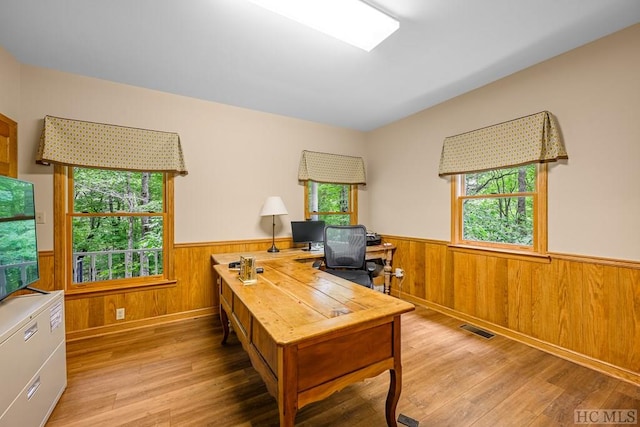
213, 257, 414, 426
212, 243, 396, 294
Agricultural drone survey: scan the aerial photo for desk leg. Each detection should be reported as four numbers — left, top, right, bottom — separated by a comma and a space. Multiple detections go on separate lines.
278, 346, 298, 427
383, 265, 392, 295
220, 306, 230, 345
383, 247, 394, 295
385, 316, 402, 427
386, 369, 401, 427
218, 274, 230, 345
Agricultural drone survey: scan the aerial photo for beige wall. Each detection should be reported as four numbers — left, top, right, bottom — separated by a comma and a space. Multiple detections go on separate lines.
0, 46, 20, 120
367, 24, 640, 261
15, 66, 367, 250
3, 24, 639, 261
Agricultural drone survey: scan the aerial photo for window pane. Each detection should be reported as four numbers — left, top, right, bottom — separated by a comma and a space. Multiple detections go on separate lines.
307, 182, 349, 213
74, 167, 163, 213
314, 214, 351, 226
465, 165, 535, 196
462, 196, 533, 245
72, 216, 163, 283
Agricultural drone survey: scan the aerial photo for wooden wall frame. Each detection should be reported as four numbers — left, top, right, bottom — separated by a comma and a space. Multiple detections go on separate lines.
0, 112, 18, 178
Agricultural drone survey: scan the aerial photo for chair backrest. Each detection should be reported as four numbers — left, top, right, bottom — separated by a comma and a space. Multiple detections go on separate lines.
324, 225, 367, 270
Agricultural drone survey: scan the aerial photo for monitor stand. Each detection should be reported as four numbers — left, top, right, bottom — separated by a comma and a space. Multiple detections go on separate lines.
25, 286, 49, 295
301, 242, 323, 252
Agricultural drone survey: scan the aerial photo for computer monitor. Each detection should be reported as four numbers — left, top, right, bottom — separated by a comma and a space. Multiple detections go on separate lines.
291, 220, 326, 251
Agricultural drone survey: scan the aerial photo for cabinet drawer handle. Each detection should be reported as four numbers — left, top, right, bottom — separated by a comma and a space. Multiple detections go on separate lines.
24, 322, 38, 341
27, 376, 41, 400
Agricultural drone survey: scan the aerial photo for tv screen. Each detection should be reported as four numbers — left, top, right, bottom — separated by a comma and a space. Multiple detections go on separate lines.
291, 220, 326, 251
0, 175, 40, 302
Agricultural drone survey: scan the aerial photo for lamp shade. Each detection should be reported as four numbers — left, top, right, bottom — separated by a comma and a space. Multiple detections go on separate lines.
260, 196, 288, 217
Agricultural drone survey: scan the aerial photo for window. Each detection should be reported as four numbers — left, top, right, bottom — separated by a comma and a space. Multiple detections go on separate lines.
452, 163, 547, 253
55, 165, 175, 291
304, 181, 357, 225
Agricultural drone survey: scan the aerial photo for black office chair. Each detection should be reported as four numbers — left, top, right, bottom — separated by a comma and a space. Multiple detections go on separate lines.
323, 225, 375, 288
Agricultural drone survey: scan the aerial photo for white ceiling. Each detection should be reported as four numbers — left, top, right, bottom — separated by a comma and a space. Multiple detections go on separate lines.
1, 0, 639, 131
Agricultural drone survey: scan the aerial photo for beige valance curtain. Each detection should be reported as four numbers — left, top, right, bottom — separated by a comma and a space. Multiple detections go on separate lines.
37, 115, 188, 175
438, 111, 567, 176
298, 150, 366, 185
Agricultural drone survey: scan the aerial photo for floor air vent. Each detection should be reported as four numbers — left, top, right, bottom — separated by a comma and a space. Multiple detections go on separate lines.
460, 324, 495, 339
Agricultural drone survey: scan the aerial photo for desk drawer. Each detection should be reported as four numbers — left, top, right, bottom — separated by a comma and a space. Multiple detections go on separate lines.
252, 320, 277, 374
221, 280, 233, 309
231, 297, 251, 340
297, 322, 393, 392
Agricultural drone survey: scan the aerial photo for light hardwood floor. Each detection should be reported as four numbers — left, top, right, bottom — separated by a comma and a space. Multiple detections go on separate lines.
47, 305, 639, 426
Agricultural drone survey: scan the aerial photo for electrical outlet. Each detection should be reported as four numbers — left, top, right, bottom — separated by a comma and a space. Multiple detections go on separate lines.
395, 268, 404, 278
36, 211, 46, 224
116, 308, 125, 320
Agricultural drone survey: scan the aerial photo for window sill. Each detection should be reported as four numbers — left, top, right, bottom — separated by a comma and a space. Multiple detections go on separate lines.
65, 278, 177, 299
448, 244, 551, 263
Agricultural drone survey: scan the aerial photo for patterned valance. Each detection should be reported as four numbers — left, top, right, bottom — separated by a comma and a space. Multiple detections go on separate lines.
37, 116, 188, 175
438, 111, 567, 176
298, 150, 366, 185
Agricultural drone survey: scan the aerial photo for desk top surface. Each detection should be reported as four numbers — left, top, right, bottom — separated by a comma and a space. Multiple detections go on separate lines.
211, 243, 394, 265
214, 257, 413, 345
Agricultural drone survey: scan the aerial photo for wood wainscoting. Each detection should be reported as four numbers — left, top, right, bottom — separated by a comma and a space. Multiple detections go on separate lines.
33, 235, 639, 384
33, 238, 294, 341
382, 235, 640, 385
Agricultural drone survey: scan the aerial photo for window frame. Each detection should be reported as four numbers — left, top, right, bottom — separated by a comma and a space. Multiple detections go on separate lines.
451, 163, 548, 255
54, 164, 176, 294
304, 181, 358, 225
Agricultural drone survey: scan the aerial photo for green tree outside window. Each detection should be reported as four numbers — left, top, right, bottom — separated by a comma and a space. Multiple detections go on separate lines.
72, 167, 165, 283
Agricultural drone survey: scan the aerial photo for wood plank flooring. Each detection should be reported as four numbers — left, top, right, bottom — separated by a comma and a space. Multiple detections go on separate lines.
47, 306, 639, 426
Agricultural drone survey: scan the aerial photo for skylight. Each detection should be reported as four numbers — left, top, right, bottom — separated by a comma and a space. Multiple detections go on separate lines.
249, 0, 399, 52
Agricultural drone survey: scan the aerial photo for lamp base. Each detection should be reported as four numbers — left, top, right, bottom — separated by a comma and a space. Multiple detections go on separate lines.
267, 244, 280, 253
267, 214, 280, 252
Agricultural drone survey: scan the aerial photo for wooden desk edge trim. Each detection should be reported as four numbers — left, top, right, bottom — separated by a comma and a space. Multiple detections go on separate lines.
297, 358, 395, 409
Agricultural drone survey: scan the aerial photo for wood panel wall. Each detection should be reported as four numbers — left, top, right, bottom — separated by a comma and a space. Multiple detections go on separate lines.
33, 235, 639, 384
383, 235, 640, 385
33, 238, 293, 340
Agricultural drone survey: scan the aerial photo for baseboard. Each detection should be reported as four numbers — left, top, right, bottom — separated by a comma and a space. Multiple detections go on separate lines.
394, 291, 640, 386
66, 307, 217, 342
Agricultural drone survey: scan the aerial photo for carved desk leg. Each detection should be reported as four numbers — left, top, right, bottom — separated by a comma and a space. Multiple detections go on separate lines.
385, 316, 402, 426
386, 368, 401, 427
219, 276, 230, 345
220, 308, 229, 345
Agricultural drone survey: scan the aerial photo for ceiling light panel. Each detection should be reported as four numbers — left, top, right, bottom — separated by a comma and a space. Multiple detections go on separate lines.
249, 0, 399, 52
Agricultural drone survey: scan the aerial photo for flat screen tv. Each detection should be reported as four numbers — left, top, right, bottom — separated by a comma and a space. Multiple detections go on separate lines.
291, 220, 326, 251
0, 175, 41, 302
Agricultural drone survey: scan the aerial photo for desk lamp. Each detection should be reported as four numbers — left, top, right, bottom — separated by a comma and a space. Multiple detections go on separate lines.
260, 196, 288, 252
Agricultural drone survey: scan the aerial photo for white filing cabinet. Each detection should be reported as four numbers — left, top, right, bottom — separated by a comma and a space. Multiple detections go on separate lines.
0, 291, 66, 427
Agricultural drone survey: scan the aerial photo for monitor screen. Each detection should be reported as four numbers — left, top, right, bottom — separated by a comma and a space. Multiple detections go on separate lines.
291, 220, 325, 251
0, 175, 40, 302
